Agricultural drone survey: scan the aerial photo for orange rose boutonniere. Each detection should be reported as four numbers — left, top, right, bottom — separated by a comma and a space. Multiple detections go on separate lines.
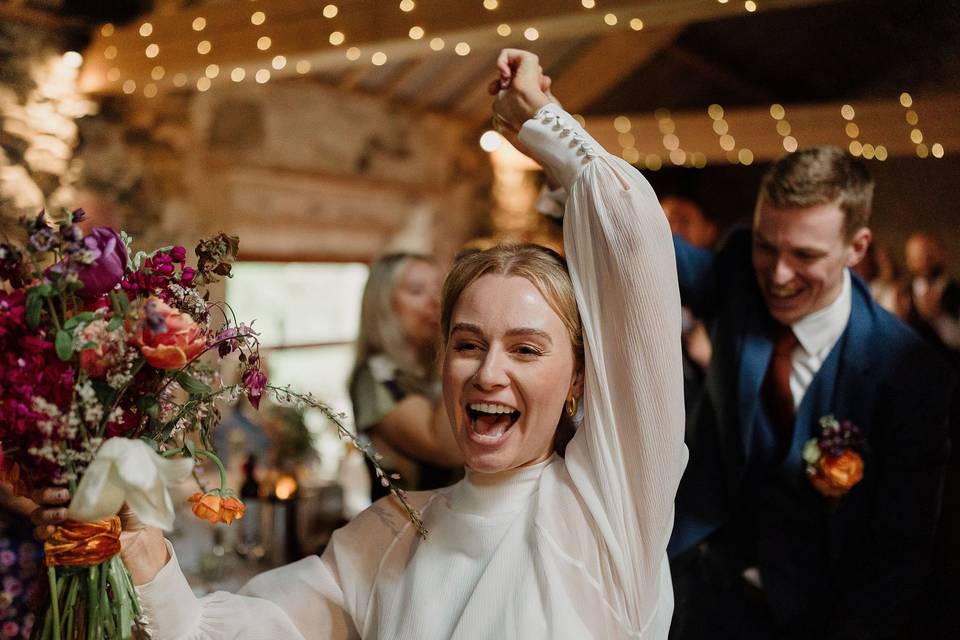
803, 415, 865, 498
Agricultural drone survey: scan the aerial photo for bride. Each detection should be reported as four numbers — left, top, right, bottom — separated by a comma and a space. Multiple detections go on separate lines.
118, 49, 686, 638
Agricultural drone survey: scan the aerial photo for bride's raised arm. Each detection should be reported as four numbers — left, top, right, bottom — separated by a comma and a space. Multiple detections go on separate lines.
497, 49, 688, 630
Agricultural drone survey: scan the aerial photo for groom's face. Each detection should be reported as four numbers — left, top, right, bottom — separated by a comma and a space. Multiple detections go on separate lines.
752, 201, 870, 325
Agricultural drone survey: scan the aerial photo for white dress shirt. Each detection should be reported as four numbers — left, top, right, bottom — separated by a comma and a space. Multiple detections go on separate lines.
787, 269, 852, 409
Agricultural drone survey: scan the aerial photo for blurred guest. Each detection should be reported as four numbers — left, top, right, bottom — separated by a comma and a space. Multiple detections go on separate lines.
905, 232, 960, 349
661, 196, 716, 411
661, 195, 719, 250
853, 241, 902, 315
349, 253, 462, 501
669, 146, 955, 639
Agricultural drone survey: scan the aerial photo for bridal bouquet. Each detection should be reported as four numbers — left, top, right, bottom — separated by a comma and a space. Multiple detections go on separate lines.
0, 210, 421, 639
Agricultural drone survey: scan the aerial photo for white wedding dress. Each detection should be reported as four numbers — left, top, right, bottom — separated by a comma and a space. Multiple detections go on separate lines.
136, 103, 687, 639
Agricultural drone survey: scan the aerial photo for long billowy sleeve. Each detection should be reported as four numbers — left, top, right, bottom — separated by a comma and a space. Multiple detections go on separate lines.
519, 104, 687, 633
135, 543, 358, 639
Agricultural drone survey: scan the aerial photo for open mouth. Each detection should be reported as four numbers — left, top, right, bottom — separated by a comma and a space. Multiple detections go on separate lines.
465, 402, 521, 445
766, 286, 803, 304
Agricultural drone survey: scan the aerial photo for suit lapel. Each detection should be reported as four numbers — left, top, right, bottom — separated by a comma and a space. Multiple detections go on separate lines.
738, 306, 774, 462
831, 279, 878, 435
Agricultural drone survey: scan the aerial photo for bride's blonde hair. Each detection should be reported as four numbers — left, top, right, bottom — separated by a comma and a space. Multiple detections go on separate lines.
440, 244, 583, 369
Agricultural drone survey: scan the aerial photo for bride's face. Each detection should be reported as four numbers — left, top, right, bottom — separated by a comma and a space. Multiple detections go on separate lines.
442, 274, 578, 473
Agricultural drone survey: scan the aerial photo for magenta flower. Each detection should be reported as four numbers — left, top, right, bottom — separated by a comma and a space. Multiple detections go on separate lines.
76, 227, 128, 299
242, 368, 267, 410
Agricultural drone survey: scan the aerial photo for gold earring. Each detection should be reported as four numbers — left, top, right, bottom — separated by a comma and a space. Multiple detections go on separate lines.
565, 395, 578, 417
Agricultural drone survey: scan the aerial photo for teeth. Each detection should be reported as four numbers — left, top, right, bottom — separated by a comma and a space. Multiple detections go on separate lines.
469, 402, 515, 415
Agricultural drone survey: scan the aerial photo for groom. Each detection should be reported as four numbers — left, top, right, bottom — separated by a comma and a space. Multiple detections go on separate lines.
668, 146, 955, 639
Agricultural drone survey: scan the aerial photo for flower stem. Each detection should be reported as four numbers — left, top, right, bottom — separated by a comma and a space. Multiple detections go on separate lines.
196, 448, 228, 493
47, 566, 61, 639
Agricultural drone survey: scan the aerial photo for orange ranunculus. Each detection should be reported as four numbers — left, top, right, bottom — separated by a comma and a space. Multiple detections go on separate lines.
219, 496, 246, 524
188, 492, 245, 525
132, 297, 206, 369
810, 451, 864, 497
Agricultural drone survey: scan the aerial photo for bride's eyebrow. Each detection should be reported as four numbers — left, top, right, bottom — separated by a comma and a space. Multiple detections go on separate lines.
451, 322, 483, 335
505, 328, 553, 344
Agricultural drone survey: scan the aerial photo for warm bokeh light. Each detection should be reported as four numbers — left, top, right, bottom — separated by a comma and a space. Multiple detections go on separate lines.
614, 115, 632, 133
275, 476, 298, 500
251, 11, 266, 26
63, 51, 83, 68
330, 31, 345, 45
257, 36, 272, 51
296, 60, 311, 74
429, 37, 445, 51
346, 47, 362, 60
205, 63, 220, 78
524, 27, 539, 41
497, 24, 511, 36
139, 23, 153, 37
231, 67, 246, 82
196, 77, 211, 91
371, 51, 388, 66
479, 130, 503, 152
192, 17, 206, 31
630, 18, 644, 30
272, 56, 287, 70
455, 42, 471, 56
145, 43, 159, 58
255, 69, 271, 84
197, 40, 212, 55
770, 103, 785, 120
604, 13, 618, 26
323, 4, 338, 18
409, 26, 425, 40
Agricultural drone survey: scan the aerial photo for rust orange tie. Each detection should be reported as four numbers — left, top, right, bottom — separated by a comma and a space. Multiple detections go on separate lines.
762, 325, 800, 459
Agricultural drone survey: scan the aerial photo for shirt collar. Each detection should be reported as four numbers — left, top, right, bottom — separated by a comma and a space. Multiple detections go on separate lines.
790, 269, 852, 356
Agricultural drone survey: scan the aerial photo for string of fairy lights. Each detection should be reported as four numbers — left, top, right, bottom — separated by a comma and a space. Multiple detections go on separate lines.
72, 0, 947, 167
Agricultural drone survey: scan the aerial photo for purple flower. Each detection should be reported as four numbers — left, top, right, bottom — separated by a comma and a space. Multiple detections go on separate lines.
75, 227, 128, 299
170, 246, 187, 262
70, 208, 87, 223
27, 227, 55, 253
0, 553, 13, 568
179, 266, 196, 286
242, 368, 267, 410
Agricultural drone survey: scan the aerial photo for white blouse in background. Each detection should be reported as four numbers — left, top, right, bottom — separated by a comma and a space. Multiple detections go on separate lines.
136, 102, 688, 639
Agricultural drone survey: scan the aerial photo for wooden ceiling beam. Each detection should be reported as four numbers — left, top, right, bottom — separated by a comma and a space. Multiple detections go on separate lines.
79, 0, 839, 95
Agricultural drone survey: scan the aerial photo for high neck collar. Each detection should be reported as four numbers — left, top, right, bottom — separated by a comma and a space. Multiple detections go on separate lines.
450, 456, 556, 517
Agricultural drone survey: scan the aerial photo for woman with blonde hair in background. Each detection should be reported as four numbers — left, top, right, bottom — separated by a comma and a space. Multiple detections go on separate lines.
37, 49, 687, 638
349, 252, 462, 501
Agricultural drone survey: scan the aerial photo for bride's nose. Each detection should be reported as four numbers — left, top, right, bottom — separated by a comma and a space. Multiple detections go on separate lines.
472, 348, 510, 390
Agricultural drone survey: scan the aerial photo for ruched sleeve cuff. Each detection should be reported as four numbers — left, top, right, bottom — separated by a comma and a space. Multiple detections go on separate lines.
518, 103, 601, 191
135, 541, 202, 640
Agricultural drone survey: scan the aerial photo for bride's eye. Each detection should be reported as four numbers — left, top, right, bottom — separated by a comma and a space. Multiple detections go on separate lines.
515, 345, 543, 357
454, 341, 481, 353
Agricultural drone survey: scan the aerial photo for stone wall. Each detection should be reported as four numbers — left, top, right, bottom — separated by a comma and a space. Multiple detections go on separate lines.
0, 21, 96, 233
72, 81, 491, 265
1, 17, 491, 265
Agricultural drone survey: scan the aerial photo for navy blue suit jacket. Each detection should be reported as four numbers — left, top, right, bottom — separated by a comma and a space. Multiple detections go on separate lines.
669, 227, 955, 635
